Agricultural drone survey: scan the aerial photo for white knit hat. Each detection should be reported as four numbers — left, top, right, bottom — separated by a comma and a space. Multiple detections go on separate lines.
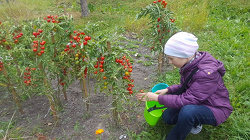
164, 32, 199, 58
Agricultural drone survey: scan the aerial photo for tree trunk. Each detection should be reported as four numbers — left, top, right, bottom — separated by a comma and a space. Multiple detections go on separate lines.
80, 0, 89, 17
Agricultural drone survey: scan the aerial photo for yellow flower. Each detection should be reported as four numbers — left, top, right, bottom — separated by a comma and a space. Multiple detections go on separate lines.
95, 129, 104, 134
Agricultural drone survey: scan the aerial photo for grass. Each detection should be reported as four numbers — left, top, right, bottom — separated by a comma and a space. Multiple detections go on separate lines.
0, 0, 249, 139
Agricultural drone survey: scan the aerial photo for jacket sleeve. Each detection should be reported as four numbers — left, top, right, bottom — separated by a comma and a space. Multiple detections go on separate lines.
167, 84, 182, 94
158, 70, 218, 108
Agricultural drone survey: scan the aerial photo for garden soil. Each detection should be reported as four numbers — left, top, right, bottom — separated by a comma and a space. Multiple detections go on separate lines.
0, 34, 172, 140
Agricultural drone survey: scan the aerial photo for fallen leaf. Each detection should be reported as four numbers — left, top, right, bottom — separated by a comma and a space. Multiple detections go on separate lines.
48, 122, 52, 126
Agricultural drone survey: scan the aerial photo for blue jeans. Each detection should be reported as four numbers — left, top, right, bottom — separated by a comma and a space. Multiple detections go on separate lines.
162, 105, 216, 140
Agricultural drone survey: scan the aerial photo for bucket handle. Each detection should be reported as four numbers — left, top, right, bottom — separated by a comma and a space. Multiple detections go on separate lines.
147, 105, 166, 113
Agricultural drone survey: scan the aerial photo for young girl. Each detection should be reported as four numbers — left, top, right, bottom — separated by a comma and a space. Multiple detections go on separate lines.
136, 32, 233, 140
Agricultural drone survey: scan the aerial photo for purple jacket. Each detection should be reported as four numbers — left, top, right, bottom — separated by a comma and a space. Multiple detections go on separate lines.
158, 52, 233, 126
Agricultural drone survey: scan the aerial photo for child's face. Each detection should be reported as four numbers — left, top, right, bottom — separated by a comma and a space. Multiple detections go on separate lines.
167, 55, 189, 68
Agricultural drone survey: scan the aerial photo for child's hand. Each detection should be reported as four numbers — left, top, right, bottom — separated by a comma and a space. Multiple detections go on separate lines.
154, 88, 168, 95
136, 92, 159, 102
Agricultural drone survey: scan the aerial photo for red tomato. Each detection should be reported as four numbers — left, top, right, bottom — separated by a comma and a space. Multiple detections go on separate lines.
83, 41, 87, 45
128, 68, 132, 72
99, 69, 104, 72
127, 87, 132, 91
73, 36, 77, 40
40, 41, 46, 45
140, 90, 144, 93
94, 64, 98, 68
100, 56, 105, 60
158, 17, 161, 22
103, 76, 107, 80
100, 61, 104, 64
40, 46, 45, 50
72, 44, 76, 48
33, 40, 38, 44
33, 32, 37, 36
129, 91, 133, 94
38, 29, 43, 33
99, 64, 103, 68
84, 36, 89, 41
33, 48, 37, 52
94, 71, 98, 74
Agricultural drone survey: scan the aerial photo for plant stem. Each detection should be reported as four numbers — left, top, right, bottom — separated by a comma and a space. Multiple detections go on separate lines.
158, 53, 163, 73
2, 66, 24, 114
112, 94, 119, 126
81, 73, 89, 111
38, 63, 58, 121
63, 85, 67, 100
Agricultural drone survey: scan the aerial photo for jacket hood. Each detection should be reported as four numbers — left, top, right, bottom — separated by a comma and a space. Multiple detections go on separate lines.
183, 52, 226, 77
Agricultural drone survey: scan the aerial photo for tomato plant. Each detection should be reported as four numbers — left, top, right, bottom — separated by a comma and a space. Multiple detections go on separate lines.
0, 15, 136, 125
136, 0, 179, 72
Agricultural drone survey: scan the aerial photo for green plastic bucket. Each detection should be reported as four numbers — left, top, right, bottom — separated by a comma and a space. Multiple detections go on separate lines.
144, 83, 169, 126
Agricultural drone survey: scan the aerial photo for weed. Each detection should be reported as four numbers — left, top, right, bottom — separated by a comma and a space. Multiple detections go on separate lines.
137, 60, 143, 63
142, 61, 152, 66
